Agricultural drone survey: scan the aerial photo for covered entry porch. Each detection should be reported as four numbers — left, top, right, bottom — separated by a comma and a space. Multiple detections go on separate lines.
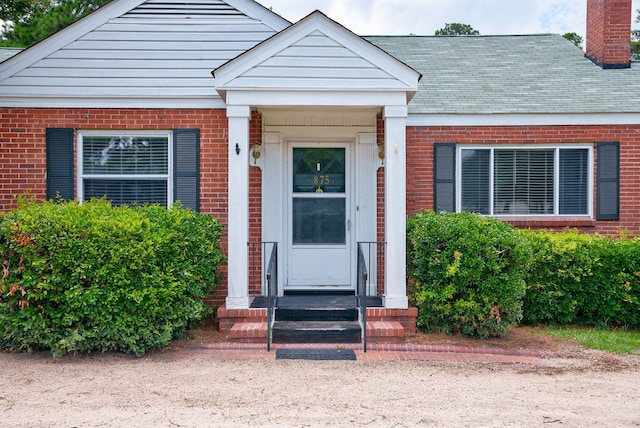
213, 11, 421, 344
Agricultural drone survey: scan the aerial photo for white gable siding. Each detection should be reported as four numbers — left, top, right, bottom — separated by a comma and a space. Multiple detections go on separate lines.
231, 30, 407, 90
0, 0, 287, 107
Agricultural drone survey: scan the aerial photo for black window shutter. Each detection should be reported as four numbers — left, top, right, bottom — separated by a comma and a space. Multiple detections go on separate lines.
46, 127, 74, 200
173, 128, 200, 212
434, 143, 456, 213
597, 142, 620, 221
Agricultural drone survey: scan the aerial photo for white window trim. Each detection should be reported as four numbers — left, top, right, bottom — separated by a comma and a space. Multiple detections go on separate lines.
456, 144, 594, 218
77, 130, 174, 206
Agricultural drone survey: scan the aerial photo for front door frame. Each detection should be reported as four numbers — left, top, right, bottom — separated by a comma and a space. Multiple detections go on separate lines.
225, 104, 410, 310
284, 140, 356, 292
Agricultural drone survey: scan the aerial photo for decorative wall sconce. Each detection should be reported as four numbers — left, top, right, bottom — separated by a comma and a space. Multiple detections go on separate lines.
251, 143, 261, 164
235, 143, 240, 155
378, 144, 385, 165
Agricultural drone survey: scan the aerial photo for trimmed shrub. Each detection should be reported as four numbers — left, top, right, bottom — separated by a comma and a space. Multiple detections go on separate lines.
521, 230, 640, 328
583, 236, 640, 328
0, 198, 224, 357
519, 229, 595, 325
407, 211, 530, 338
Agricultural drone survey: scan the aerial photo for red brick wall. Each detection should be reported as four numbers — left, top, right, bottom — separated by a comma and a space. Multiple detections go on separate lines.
0, 107, 241, 304
248, 110, 263, 296
406, 124, 640, 235
376, 114, 386, 295
586, 0, 632, 67
3, 109, 640, 305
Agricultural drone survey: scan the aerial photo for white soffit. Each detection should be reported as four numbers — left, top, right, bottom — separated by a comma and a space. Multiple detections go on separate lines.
214, 11, 421, 103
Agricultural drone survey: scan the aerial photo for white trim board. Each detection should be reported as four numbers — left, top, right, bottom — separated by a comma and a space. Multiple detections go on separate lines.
407, 113, 640, 127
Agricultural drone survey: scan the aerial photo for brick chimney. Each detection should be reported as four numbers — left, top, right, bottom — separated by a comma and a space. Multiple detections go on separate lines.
586, 0, 632, 68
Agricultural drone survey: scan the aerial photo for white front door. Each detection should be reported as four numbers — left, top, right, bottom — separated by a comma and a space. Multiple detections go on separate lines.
286, 143, 352, 290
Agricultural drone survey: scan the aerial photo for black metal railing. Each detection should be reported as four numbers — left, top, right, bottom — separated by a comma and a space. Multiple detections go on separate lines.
357, 241, 386, 297
264, 242, 278, 352
356, 242, 369, 352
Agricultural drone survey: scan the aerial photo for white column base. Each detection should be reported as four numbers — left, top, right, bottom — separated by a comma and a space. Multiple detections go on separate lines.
383, 294, 409, 309
225, 296, 251, 310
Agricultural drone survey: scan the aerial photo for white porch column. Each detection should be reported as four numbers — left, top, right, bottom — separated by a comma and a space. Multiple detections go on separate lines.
383, 105, 409, 309
226, 105, 251, 309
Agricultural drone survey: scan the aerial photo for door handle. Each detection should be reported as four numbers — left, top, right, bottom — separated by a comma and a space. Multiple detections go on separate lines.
347, 219, 350, 231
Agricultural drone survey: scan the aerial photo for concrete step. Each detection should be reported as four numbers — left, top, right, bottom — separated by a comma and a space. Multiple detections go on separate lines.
272, 320, 361, 344
276, 307, 357, 321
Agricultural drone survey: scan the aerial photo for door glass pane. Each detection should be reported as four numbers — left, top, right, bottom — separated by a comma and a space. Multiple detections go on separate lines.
292, 198, 345, 244
293, 148, 345, 193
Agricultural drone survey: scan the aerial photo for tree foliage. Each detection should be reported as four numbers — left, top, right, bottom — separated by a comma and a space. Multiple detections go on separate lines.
0, 0, 49, 23
1, 0, 112, 47
562, 32, 583, 49
633, 9, 640, 61
435, 23, 480, 36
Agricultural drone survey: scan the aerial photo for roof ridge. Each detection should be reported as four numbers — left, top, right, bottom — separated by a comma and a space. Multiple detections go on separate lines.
363, 33, 560, 38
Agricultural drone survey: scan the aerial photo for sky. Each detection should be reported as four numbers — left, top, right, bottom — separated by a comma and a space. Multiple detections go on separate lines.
255, 0, 640, 41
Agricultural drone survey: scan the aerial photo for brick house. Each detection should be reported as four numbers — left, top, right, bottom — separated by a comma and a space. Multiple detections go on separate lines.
1, 0, 639, 341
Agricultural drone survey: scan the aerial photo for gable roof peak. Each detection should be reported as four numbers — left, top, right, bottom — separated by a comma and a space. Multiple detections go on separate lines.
214, 7, 421, 102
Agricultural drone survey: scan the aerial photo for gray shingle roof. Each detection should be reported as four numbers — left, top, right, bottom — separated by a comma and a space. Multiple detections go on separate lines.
365, 34, 640, 114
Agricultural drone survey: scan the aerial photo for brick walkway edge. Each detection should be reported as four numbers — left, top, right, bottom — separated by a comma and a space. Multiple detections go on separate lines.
176, 342, 550, 366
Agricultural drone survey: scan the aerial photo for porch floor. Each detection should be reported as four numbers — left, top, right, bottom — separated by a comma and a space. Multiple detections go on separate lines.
249, 294, 383, 309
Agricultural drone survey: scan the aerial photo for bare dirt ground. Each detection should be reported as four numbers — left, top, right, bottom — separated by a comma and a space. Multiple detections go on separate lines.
2, 327, 640, 427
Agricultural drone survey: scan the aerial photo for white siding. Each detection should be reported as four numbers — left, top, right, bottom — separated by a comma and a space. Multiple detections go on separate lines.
0, 0, 284, 107
231, 31, 406, 90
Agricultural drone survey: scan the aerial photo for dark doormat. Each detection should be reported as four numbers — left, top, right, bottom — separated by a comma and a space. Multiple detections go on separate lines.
275, 349, 357, 361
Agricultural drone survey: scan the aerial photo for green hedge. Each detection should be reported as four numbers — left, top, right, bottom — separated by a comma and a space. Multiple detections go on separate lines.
0, 199, 224, 357
407, 211, 530, 338
521, 230, 640, 328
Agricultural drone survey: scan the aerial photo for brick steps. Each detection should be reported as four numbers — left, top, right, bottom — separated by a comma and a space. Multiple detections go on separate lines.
228, 320, 405, 344
218, 299, 417, 347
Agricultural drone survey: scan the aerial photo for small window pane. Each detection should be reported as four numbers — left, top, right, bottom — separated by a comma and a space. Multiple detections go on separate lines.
559, 149, 588, 214
292, 197, 345, 244
83, 135, 168, 175
461, 149, 490, 214
84, 179, 168, 207
293, 148, 345, 193
494, 149, 554, 215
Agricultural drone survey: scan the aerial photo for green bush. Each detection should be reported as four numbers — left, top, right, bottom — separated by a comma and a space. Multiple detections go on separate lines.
407, 211, 529, 338
521, 230, 640, 328
520, 229, 595, 325
584, 236, 640, 328
0, 198, 224, 357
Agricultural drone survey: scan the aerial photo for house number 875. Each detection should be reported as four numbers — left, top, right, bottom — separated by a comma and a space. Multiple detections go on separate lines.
314, 175, 330, 185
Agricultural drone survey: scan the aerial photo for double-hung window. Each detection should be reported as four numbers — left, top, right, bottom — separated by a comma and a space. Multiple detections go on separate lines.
78, 131, 172, 207
458, 146, 592, 216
